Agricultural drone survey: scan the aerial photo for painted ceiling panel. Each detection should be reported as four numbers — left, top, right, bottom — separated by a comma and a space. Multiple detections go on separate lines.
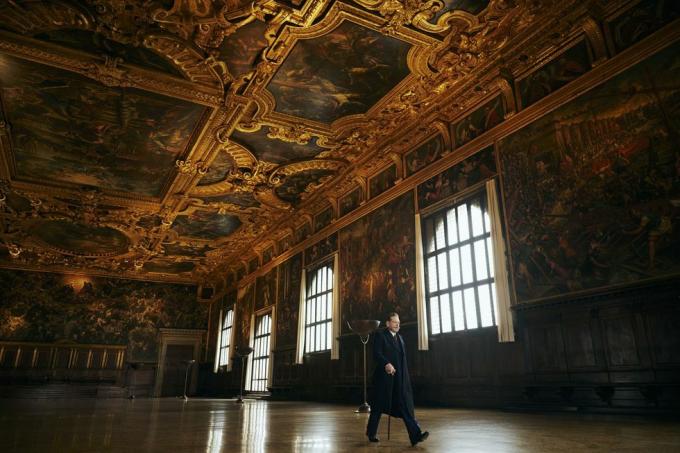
0, 54, 207, 197
230, 127, 323, 165
198, 151, 237, 186
162, 242, 214, 258
198, 193, 261, 208
219, 20, 269, 78
32, 29, 186, 77
143, 259, 196, 274
439, 0, 490, 18
275, 169, 335, 206
31, 220, 130, 257
171, 211, 242, 240
266, 20, 411, 123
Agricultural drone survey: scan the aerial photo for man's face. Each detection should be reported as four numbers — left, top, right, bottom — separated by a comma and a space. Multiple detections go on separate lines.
386, 315, 400, 333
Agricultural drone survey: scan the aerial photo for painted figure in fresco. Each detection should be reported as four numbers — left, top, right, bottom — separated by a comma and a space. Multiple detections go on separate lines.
455, 115, 481, 145
406, 138, 443, 176
483, 102, 502, 130
366, 313, 429, 447
625, 204, 674, 269
340, 191, 359, 215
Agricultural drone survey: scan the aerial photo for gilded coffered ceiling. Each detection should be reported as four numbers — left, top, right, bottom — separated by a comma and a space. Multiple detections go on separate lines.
0, 0, 627, 287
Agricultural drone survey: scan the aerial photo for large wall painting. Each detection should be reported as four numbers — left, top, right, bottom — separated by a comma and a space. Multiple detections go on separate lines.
0, 269, 204, 361
339, 192, 416, 332
276, 253, 302, 348
499, 40, 680, 303
255, 267, 277, 310
417, 146, 497, 210
518, 40, 591, 109
267, 20, 411, 124
0, 54, 207, 197
235, 282, 255, 349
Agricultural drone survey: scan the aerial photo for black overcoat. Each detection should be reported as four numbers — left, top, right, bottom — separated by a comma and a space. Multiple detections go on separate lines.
369, 328, 415, 419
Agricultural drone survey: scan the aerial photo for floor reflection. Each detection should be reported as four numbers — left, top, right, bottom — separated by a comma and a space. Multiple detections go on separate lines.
240, 401, 268, 453
0, 398, 678, 452
206, 409, 225, 453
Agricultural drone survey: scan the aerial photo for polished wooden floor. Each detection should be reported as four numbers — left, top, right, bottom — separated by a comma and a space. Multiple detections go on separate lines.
1, 398, 678, 452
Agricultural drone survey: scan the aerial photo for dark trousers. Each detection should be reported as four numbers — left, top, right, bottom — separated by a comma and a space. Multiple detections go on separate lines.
366, 407, 421, 442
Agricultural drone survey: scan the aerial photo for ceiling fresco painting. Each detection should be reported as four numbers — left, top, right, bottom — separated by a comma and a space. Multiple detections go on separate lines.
266, 19, 412, 124
0, 0, 649, 285
4, 191, 32, 213
30, 220, 130, 257
0, 54, 207, 197
230, 127, 323, 165
275, 169, 336, 206
171, 211, 242, 241
218, 20, 269, 78
32, 29, 186, 77
143, 259, 196, 274
439, 0, 490, 18
196, 192, 261, 208
161, 242, 214, 258
198, 151, 237, 186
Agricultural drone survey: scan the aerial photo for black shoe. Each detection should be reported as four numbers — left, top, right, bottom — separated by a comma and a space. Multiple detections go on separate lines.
411, 431, 429, 447
367, 436, 379, 443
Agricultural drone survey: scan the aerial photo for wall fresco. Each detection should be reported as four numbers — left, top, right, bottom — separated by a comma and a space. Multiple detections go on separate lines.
0, 269, 204, 362
499, 41, 680, 302
339, 192, 416, 332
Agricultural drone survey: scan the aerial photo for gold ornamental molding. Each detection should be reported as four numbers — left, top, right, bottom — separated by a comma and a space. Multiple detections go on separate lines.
269, 159, 347, 181
350, 0, 481, 35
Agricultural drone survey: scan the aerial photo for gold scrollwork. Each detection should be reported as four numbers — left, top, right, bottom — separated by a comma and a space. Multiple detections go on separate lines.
176, 159, 210, 175
266, 124, 313, 144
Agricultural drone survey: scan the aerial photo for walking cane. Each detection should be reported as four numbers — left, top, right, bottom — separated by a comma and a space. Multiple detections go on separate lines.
387, 372, 394, 440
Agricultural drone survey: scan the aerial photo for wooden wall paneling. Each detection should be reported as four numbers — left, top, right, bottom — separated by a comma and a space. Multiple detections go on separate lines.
645, 303, 680, 370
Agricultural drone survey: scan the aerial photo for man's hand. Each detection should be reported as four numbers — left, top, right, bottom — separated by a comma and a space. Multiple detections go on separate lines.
385, 363, 396, 375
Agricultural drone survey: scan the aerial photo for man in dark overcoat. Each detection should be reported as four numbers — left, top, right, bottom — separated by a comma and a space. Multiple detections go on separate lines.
366, 312, 429, 446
